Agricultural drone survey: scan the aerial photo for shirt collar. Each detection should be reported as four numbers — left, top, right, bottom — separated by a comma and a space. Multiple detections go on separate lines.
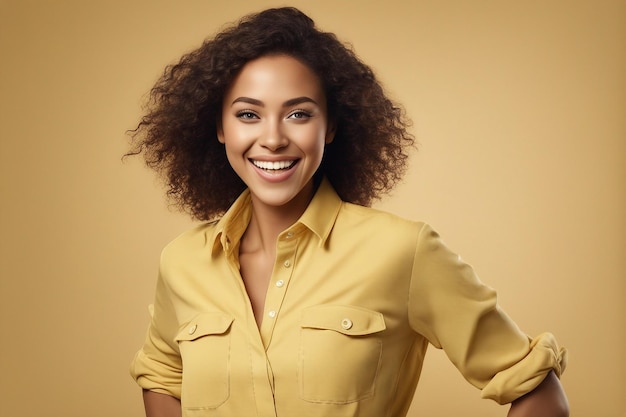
209, 177, 343, 256
297, 178, 342, 246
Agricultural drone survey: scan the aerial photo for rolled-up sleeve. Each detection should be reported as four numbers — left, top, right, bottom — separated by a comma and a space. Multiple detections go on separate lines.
408, 223, 567, 404
130, 258, 183, 399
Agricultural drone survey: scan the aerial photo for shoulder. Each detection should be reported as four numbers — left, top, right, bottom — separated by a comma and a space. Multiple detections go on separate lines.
335, 202, 428, 244
339, 202, 424, 228
160, 220, 219, 263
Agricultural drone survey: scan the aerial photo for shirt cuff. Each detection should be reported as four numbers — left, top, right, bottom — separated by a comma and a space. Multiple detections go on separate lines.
130, 349, 182, 399
480, 332, 567, 404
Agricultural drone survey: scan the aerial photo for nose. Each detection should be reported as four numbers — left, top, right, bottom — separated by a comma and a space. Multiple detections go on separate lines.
259, 119, 288, 151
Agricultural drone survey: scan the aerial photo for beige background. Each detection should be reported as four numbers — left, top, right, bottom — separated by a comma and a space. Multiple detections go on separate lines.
1, 1, 624, 416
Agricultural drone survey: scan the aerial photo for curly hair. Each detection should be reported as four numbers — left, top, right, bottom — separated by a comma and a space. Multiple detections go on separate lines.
127, 7, 415, 221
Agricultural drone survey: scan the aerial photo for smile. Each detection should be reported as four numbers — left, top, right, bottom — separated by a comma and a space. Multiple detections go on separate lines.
250, 159, 298, 171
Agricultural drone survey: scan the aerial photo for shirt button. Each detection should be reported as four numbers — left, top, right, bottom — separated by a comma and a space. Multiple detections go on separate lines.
188, 324, 198, 335
283, 260, 291, 268
268, 310, 277, 318
276, 280, 285, 288
341, 318, 353, 330
286, 231, 294, 239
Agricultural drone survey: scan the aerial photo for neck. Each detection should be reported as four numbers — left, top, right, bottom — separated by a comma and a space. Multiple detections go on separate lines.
242, 184, 315, 256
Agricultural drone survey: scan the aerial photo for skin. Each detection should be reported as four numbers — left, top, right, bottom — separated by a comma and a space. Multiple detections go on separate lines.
508, 371, 569, 417
217, 54, 334, 327
143, 390, 181, 417
142, 54, 568, 417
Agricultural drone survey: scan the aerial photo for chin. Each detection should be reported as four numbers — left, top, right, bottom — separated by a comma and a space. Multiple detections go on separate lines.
252, 185, 312, 209
257, 193, 299, 208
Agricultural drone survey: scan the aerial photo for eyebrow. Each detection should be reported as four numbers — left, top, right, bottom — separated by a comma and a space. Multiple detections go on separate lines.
231, 96, 319, 107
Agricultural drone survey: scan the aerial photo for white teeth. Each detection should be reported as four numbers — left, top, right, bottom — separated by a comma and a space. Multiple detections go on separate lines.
252, 160, 296, 170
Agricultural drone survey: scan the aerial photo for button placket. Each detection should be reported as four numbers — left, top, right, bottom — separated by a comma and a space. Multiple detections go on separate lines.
259, 235, 299, 346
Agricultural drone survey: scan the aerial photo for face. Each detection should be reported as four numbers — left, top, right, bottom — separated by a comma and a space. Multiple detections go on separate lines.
218, 54, 334, 214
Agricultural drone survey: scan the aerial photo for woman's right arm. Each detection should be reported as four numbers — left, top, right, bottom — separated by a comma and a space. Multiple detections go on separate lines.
143, 390, 182, 417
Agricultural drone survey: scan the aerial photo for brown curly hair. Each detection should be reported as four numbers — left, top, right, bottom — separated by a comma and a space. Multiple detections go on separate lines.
127, 7, 415, 221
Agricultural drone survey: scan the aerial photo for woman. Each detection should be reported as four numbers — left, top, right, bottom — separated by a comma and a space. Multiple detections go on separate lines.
129, 7, 568, 417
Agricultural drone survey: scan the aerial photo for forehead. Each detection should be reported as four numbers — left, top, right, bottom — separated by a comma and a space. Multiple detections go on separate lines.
224, 55, 325, 103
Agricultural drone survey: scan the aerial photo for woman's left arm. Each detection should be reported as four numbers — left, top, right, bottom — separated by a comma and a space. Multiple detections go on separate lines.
508, 371, 569, 417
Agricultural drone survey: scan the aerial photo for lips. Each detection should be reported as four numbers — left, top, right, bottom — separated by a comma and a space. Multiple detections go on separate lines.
250, 159, 298, 171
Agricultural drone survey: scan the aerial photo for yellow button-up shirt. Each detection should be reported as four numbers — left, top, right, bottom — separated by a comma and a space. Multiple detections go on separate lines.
131, 179, 566, 417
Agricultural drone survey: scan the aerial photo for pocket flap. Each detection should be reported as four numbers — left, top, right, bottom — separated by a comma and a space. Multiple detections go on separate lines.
175, 312, 234, 342
301, 305, 385, 335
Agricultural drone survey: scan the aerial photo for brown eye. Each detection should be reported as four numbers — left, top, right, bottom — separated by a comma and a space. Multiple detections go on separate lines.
288, 110, 312, 119
236, 111, 259, 120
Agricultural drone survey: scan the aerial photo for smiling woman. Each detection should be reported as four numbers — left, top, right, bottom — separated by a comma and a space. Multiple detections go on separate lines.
218, 55, 334, 225
127, 7, 568, 417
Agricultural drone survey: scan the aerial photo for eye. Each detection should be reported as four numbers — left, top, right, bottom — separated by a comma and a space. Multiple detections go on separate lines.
236, 110, 259, 120
288, 110, 312, 120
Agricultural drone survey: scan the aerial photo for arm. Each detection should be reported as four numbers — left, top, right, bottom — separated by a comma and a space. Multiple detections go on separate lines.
143, 389, 182, 417
508, 371, 569, 417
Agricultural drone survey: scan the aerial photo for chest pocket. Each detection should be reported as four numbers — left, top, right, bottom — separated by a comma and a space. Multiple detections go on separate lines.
299, 305, 386, 404
175, 313, 234, 412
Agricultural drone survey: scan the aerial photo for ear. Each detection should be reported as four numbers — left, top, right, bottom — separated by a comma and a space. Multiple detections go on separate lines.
216, 120, 225, 144
325, 122, 336, 144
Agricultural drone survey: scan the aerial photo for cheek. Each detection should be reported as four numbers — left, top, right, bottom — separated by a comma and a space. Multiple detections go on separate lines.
221, 124, 251, 154
310, 132, 328, 162
298, 125, 328, 154
224, 143, 246, 171
221, 132, 247, 171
